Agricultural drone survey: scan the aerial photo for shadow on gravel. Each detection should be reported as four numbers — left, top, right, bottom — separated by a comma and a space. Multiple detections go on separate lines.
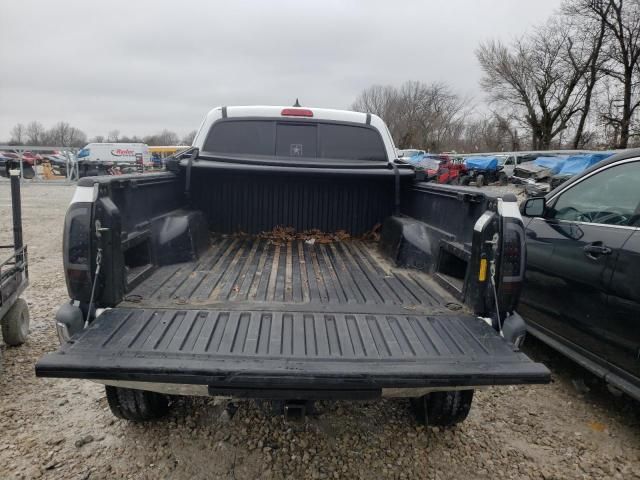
522, 334, 640, 428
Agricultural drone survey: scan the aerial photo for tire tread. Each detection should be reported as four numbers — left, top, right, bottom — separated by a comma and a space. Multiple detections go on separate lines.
105, 386, 169, 422
410, 390, 474, 427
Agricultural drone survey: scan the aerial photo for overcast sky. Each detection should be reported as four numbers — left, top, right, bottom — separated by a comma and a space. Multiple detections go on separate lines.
0, 0, 562, 141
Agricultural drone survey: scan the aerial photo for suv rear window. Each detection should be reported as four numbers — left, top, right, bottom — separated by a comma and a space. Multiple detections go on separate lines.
203, 120, 387, 161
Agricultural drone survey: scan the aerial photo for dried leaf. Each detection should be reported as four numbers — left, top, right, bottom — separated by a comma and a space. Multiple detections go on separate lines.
588, 421, 606, 432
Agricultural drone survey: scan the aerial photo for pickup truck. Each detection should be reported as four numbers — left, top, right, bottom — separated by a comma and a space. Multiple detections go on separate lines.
36, 106, 549, 426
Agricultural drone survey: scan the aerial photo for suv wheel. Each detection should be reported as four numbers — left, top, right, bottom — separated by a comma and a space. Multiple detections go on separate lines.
105, 386, 170, 421
410, 390, 474, 427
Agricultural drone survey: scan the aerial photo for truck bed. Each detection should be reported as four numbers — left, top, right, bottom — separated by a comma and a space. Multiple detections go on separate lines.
37, 237, 549, 395
123, 237, 450, 314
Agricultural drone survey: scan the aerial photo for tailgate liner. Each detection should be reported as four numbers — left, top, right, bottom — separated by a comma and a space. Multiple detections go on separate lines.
37, 307, 549, 389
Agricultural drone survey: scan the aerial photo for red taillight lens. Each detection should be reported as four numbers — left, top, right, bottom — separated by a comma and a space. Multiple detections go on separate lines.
281, 108, 313, 117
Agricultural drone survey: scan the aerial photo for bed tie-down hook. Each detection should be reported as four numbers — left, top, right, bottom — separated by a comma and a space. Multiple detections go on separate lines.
485, 233, 499, 250
95, 219, 109, 238
484, 232, 502, 333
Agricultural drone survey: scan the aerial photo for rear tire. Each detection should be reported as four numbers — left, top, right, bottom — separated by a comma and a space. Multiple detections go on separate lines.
499, 172, 508, 186
105, 386, 170, 421
410, 390, 474, 427
476, 174, 485, 187
460, 175, 470, 186
1, 298, 29, 346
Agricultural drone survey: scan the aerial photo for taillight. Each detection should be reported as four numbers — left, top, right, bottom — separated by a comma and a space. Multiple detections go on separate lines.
498, 220, 525, 312
63, 203, 93, 301
281, 108, 313, 117
501, 222, 524, 282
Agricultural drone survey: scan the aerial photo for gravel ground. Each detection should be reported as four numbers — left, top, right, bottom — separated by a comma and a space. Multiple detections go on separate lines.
1, 181, 639, 480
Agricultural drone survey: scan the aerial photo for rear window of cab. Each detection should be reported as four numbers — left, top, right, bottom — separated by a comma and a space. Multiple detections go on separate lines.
203, 120, 387, 161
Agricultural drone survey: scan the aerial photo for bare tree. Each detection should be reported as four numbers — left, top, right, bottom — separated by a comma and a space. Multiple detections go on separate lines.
107, 130, 120, 142
352, 85, 402, 140
352, 81, 468, 151
47, 122, 69, 146
563, 1, 610, 147
575, 0, 640, 148
91, 135, 105, 143
181, 130, 197, 145
477, 17, 598, 150
143, 129, 180, 146
46, 121, 87, 147
406, 81, 469, 151
461, 114, 520, 152
25, 121, 46, 145
9, 123, 26, 145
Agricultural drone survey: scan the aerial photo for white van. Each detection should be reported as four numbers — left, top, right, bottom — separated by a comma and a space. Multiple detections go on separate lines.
77, 143, 151, 165
76, 143, 151, 177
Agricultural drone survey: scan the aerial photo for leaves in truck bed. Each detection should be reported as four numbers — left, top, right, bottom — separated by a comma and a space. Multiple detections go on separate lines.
257, 226, 352, 245
362, 222, 382, 242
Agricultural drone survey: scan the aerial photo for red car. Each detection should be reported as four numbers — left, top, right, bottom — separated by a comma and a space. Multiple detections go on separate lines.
0, 151, 39, 178
420, 155, 465, 184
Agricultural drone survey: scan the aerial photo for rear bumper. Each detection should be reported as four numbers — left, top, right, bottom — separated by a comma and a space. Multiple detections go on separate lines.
36, 307, 550, 399
96, 379, 489, 399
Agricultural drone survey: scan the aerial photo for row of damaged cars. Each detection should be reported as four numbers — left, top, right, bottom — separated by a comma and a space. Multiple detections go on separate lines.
399, 150, 619, 195
0, 150, 74, 179
512, 152, 615, 196
400, 152, 510, 187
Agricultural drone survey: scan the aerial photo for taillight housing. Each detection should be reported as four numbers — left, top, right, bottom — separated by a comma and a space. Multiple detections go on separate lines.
63, 203, 93, 301
501, 222, 524, 280
498, 219, 525, 311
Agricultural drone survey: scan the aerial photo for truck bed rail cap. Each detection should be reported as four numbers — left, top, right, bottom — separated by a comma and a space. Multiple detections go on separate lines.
70, 185, 98, 204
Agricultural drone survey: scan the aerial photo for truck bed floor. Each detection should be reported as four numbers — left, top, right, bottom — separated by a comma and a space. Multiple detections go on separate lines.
123, 238, 453, 315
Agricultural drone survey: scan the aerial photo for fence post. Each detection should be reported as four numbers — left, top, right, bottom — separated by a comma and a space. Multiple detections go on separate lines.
18, 148, 24, 182
10, 170, 23, 251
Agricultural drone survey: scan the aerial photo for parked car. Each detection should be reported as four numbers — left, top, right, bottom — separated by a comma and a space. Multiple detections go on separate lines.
407, 154, 464, 184
36, 105, 548, 426
0, 151, 36, 179
520, 149, 640, 401
397, 149, 425, 161
460, 156, 508, 187
513, 156, 564, 182
496, 154, 522, 178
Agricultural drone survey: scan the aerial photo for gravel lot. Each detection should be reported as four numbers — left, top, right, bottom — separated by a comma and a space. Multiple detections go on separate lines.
1, 181, 639, 480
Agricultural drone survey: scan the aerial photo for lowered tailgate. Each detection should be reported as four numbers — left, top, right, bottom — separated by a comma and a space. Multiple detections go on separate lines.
36, 307, 549, 395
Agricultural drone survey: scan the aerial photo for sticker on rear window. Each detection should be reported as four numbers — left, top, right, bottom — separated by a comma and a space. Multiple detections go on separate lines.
290, 144, 303, 156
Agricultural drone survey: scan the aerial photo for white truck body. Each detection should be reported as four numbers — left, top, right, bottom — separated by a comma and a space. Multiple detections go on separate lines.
77, 143, 151, 166
192, 105, 399, 162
